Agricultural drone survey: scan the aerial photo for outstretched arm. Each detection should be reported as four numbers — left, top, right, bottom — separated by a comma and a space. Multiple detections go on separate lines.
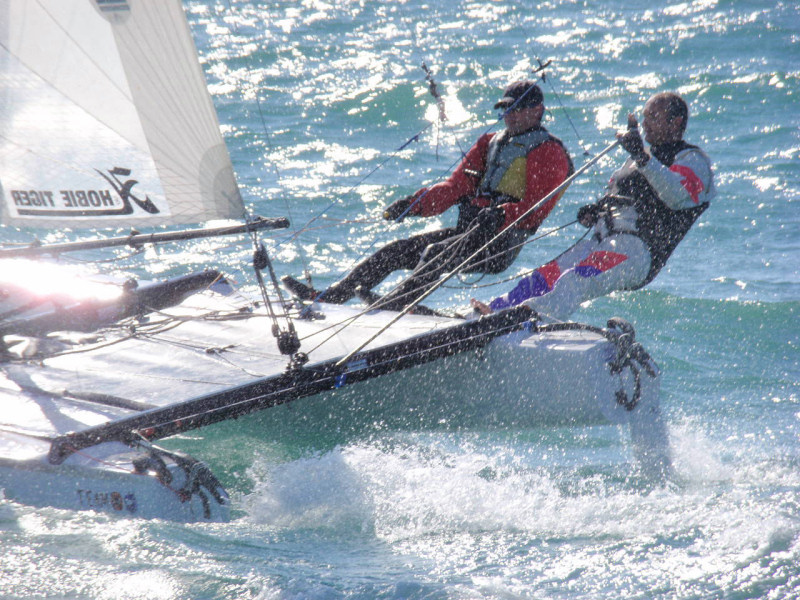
408, 134, 493, 217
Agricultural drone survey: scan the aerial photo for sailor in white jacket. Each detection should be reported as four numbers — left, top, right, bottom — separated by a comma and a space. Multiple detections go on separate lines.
472, 92, 716, 321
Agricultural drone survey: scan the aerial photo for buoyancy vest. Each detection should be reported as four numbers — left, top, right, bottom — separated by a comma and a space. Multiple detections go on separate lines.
457, 127, 573, 231
604, 141, 709, 287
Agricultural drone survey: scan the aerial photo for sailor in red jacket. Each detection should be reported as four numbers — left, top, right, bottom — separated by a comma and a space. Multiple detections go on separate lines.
282, 80, 573, 310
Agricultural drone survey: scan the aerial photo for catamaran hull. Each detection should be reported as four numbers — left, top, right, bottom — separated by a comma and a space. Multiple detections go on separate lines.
272, 328, 639, 429
0, 441, 230, 522
251, 322, 672, 480
1, 286, 669, 522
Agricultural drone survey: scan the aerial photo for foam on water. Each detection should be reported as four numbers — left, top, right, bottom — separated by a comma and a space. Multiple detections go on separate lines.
238, 422, 800, 597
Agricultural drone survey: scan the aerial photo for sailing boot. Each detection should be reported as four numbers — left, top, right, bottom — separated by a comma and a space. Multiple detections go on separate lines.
355, 285, 383, 307
280, 275, 319, 301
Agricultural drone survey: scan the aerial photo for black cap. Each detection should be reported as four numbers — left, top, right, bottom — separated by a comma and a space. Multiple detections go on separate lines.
494, 80, 544, 110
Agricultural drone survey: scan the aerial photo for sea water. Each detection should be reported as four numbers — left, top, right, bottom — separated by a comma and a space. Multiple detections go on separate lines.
1, 0, 798, 598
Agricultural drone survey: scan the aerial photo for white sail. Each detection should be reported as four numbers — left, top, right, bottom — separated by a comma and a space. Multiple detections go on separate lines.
0, 0, 244, 229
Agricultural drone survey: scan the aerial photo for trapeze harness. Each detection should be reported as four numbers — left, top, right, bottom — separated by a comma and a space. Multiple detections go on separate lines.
456, 127, 574, 234
593, 141, 709, 288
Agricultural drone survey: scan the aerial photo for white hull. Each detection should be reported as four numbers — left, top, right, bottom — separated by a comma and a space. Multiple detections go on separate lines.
287, 327, 636, 428
0, 441, 229, 522
1, 280, 670, 521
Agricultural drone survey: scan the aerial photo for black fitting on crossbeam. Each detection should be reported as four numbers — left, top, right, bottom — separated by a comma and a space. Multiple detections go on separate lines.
253, 243, 269, 270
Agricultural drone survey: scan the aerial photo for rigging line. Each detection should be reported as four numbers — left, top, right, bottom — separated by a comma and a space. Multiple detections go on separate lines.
372, 222, 591, 307
293, 305, 368, 345
216, 0, 308, 341
242, 68, 445, 299
335, 139, 621, 367
280, 119, 455, 311
293, 303, 385, 346
278, 215, 384, 240
387, 76, 553, 225
276, 120, 434, 252
370, 220, 591, 308
141, 304, 258, 324
296, 221, 481, 352
289, 59, 508, 312
286, 62, 478, 297
306, 113, 499, 306
4, 319, 187, 362
250, 91, 311, 280
448, 220, 583, 283
248, 66, 441, 268
297, 84, 564, 340
297, 224, 489, 353
442, 221, 589, 289
145, 333, 272, 378
154, 329, 289, 362
533, 58, 591, 157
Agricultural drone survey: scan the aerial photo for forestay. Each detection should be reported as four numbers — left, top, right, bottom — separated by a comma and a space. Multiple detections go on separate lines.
0, 0, 243, 229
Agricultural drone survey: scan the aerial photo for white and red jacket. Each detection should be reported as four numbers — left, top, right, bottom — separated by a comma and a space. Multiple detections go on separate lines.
597, 141, 716, 284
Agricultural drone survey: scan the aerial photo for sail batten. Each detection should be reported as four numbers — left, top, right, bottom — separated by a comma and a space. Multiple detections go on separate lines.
0, 0, 245, 229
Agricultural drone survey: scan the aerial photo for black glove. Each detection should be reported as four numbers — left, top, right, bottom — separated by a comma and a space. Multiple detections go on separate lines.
470, 206, 505, 232
383, 195, 414, 221
617, 114, 649, 166
577, 203, 602, 228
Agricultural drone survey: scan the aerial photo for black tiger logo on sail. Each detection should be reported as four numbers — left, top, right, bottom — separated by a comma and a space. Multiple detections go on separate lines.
10, 167, 160, 218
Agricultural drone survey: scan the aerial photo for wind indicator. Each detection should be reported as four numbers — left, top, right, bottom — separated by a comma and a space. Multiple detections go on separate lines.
422, 61, 448, 125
